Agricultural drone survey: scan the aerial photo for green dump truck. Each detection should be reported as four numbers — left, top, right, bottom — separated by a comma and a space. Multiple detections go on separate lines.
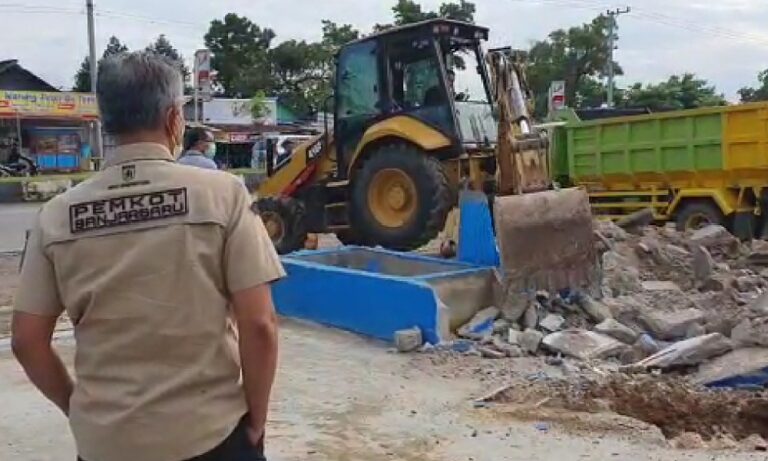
551, 102, 768, 238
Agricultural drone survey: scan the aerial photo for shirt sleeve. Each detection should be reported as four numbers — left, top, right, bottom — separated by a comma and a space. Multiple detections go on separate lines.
14, 215, 64, 317
224, 181, 286, 293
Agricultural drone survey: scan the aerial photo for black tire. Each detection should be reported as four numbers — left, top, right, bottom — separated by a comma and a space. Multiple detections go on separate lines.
253, 197, 307, 255
19, 156, 37, 176
349, 142, 452, 251
675, 200, 724, 232
335, 228, 364, 246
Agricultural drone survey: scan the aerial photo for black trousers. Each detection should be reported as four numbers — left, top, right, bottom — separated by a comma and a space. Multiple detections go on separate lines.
78, 416, 266, 461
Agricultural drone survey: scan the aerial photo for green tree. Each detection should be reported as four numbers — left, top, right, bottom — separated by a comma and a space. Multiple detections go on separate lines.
204, 13, 276, 97
376, 0, 475, 31
437, 0, 476, 22
269, 40, 329, 115
738, 69, 768, 103
321, 20, 360, 49
73, 36, 128, 92
146, 34, 188, 79
526, 15, 618, 117
622, 74, 726, 111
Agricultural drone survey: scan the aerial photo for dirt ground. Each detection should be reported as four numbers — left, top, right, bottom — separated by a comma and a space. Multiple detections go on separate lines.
1, 253, 766, 461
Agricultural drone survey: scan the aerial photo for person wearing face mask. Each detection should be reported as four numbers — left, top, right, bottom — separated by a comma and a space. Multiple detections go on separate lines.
11, 52, 283, 461
179, 127, 219, 170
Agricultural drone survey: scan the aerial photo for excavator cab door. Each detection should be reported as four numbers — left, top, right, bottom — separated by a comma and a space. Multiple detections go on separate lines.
335, 40, 385, 176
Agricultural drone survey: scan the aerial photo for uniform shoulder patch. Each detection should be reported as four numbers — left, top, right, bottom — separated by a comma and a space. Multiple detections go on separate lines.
69, 188, 188, 234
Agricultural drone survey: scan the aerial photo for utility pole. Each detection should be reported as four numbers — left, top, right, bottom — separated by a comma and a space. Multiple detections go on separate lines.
86, 0, 104, 164
606, 7, 630, 108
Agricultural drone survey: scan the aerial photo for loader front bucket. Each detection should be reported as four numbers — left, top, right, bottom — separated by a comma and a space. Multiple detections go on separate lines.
494, 188, 597, 293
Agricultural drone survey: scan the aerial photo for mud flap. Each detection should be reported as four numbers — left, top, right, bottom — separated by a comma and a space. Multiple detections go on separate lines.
494, 188, 597, 293
732, 211, 756, 241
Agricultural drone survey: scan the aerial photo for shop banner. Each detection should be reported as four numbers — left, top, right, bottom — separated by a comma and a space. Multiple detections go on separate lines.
0, 91, 99, 119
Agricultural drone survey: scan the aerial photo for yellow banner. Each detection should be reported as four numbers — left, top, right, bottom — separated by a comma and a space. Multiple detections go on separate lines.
0, 90, 99, 119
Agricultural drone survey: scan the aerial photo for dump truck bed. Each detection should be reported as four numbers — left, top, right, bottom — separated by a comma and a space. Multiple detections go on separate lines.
553, 102, 768, 190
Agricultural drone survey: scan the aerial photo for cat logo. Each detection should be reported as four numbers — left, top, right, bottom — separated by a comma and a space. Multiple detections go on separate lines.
122, 165, 136, 182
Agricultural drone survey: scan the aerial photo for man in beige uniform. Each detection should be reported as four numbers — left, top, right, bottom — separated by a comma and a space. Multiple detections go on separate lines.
11, 52, 284, 461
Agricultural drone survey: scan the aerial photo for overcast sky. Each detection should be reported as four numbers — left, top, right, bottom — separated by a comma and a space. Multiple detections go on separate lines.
2, 0, 767, 100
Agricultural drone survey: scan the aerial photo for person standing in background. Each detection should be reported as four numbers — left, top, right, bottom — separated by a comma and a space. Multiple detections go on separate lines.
179, 127, 218, 170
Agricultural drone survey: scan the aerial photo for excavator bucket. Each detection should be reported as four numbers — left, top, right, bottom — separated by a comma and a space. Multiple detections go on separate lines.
494, 187, 597, 293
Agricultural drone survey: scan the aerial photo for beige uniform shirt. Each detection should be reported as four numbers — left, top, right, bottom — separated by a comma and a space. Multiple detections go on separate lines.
14, 143, 285, 461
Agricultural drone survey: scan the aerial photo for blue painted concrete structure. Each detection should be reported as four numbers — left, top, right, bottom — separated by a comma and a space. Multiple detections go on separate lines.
705, 367, 768, 390
272, 247, 494, 344
457, 191, 500, 267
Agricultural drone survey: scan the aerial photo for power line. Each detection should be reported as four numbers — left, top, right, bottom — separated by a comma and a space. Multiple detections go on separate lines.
507, 0, 768, 45
97, 9, 205, 29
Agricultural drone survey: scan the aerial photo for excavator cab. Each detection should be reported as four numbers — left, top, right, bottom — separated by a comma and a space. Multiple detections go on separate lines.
333, 20, 492, 176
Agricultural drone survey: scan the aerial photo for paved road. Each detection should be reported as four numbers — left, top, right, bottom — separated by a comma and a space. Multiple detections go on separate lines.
0, 203, 40, 253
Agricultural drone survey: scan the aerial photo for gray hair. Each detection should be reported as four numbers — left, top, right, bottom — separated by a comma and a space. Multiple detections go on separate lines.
97, 51, 184, 135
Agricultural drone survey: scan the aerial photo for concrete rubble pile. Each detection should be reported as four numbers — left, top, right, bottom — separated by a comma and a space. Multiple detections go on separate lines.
434, 219, 768, 387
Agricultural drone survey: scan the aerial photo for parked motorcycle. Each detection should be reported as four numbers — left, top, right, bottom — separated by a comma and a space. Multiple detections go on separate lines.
0, 140, 37, 177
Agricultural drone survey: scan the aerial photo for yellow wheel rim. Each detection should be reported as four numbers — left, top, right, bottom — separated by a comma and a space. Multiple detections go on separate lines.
262, 211, 285, 243
367, 168, 418, 228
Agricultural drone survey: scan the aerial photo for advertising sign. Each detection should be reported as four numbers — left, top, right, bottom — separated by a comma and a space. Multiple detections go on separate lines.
0, 91, 99, 119
202, 98, 278, 126
194, 49, 213, 102
548, 80, 566, 113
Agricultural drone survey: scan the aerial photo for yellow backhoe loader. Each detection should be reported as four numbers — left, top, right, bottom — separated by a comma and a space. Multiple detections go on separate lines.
255, 19, 595, 291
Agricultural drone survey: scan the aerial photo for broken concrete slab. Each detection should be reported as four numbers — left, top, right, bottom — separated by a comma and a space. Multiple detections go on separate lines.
747, 240, 768, 266
731, 317, 768, 347
749, 291, 768, 316
540, 314, 566, 332
457, 306, 499, 340
741, 434, 768, 452
522, 304, 539, 330
694, 348, 768, 389
519, 329, 544, 354
491, 336, 523, 358
641, 280, 681, 292
690, 225, 731, 245
634, 333, 732, 369
639, 308, 705, 341
602, 251, 643, 296
689, 224, 741, 257
477, 345, 506, 359
635, 333, 662, 355
594, 220, 629, 241
692, 246, 714, 281
615, 208, 654, 232
685, 322, 707, 339
575, 294, 612, 323
594, 318, 638, 344
499, 290, 529, 323
735, 275, 762, 293
507, 328, 520, 345
699, 274, 733, 292
394, 327, 423, 353
492, 318, 511, 334
542, 329, 628, 361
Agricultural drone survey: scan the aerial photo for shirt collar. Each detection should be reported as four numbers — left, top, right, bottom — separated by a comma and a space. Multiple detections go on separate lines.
104, 143, 175, 168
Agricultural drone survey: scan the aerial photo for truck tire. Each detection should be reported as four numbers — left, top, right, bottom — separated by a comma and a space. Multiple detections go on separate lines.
675, 200, 724, 232
253, 197, 307, 255
349, 143, 452, 250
